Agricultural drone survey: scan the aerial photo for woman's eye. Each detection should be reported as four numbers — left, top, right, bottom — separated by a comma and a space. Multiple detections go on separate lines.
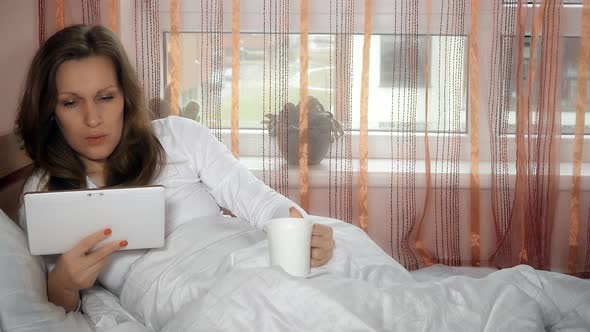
63, 100, 77, 108
99, 95, 114, 101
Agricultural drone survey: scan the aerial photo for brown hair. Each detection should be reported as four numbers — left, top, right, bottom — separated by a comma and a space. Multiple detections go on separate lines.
15, 24, 164, 190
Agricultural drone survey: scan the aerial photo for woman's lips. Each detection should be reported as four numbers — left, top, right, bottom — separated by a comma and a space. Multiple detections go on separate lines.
86, 135, 107, 145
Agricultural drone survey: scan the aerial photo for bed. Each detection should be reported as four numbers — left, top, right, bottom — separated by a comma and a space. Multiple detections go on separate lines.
2, 208, 589, 332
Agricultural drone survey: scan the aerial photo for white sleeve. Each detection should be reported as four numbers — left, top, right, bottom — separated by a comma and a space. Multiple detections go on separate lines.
171, 117, 306, 229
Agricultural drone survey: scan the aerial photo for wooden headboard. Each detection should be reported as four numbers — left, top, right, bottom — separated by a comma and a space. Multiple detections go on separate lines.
0, 132, 32, 222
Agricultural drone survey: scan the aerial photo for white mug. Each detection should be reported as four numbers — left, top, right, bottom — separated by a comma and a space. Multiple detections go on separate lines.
265, 218, 313, 277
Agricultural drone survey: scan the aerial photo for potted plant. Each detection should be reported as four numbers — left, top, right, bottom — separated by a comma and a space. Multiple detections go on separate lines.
263, 96, 343, 165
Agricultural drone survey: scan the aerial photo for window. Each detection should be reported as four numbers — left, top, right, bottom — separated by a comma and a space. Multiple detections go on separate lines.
559, 37, 590, 135
163, 32, 468, 133
153, 0, 588, 162
504, 36, 590, 135
379, 36, 427, 88
488, 1, 590, 166
502, 1, 590, 135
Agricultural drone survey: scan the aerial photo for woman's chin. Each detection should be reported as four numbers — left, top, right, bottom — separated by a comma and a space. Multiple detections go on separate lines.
78, 148, 115, 164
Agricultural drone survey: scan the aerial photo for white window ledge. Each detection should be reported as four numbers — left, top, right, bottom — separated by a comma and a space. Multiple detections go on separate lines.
239, 156, 590, 191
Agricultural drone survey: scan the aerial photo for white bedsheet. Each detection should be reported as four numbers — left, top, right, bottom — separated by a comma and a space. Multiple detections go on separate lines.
111, 216, 590, 331
81, 286, 149, 332
80, 265, 501, 331
410, 264, 499, 281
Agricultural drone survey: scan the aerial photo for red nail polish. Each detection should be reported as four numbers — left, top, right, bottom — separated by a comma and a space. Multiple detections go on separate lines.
119, 240, 128, 247
104, 228, 112, 236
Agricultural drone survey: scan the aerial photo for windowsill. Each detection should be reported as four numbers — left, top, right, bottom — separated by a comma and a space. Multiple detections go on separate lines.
239, 156, 590, 191
219, 129, 590, 166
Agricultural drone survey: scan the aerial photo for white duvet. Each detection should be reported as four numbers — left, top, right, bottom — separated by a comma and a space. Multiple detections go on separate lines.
115, 216, 590, 332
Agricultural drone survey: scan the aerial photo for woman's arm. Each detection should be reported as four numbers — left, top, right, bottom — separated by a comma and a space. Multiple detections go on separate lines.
192, 121, 335, 266
164, 117, 334, 266
177, 119, 305, 228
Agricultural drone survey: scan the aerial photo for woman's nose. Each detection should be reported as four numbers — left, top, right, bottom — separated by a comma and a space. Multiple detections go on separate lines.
84, 103, 102, 127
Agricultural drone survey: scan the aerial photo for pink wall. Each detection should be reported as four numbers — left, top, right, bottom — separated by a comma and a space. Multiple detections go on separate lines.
0, 0, 92, 136
0, 1, 38, 136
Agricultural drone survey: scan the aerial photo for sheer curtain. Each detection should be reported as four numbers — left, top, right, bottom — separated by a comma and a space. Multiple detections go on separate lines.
39, 0, 590, 277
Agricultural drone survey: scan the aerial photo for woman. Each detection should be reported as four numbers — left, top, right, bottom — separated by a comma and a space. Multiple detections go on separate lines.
15, 24, 334, 313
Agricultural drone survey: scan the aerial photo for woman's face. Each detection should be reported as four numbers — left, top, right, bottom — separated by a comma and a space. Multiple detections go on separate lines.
54, 55, 124, 171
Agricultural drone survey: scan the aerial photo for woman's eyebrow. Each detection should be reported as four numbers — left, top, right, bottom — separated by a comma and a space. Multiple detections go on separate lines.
97, 85, 118, 93
57, 91, 79, 97
57, 85, 118, 97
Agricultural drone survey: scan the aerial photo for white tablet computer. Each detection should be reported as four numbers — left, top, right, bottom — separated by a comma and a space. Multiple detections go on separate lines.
23, 185, 165, 255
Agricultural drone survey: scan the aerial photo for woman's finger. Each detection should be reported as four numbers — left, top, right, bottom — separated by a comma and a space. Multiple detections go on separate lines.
77, 258, 109, 289
86, 239, 127, 263
311, 234, 333, 249
315, 248, 333, 266
312, 223, 333, 237
311, 247, 327, 260
311, 256, 330, 268
311, 259, 322, 267
310, 235, 323, 248
75, 240, 126, 289
289, 207, 303, 218
71, 228, 113, 256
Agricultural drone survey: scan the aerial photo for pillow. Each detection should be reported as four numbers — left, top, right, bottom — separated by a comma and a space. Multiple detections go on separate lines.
0, 209, 93, 332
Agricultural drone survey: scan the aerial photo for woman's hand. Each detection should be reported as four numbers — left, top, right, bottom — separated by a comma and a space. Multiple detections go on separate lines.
289, 207, 335, 267
47, 228, 127, 312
